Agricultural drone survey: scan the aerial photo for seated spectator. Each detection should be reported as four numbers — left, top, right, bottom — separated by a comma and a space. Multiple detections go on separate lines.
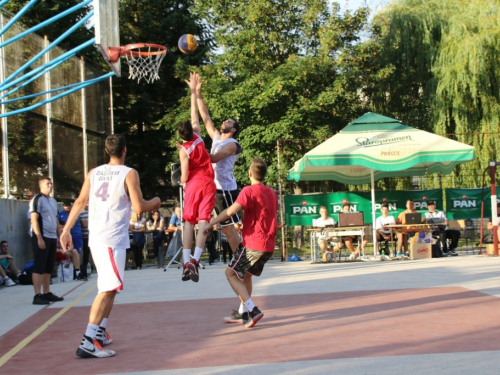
424, 201, 460, 256
312, 206, 337, 257
130, 211, 146, 270
55, 244, 85, 281
168, 206, 182, 230
396, 199, 422, 257
148, 210, 166, 268
58, 202, 84, 279
0, 241, 22, 284
334, 202, 368, 260
375, 204, 399, 256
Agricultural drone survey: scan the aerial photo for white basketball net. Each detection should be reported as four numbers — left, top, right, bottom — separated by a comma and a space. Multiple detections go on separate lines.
124, 46, 166, 84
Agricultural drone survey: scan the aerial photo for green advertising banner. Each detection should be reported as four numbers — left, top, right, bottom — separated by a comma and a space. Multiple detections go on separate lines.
445, 188, 495, 219
284, 190, 442, 226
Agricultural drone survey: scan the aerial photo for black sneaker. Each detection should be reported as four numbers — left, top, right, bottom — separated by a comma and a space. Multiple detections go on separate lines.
33, 293, 50, 305
245, 306, 264, 328
224, 310, 249, 324
44, 292, 64, 302
76, 335, 115, 358
74, 274, 88, 281
449, 250, 458, 256
441, 252, 451, 257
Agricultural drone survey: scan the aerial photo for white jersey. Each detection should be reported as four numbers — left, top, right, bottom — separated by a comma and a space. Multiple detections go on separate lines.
375, 215, 396, 234
89, 164, 132, 249
211, 135, 241, 190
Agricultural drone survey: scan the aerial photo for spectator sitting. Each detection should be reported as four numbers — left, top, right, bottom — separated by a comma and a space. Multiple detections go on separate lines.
0, 241, 19, 286
375, 204, 399, 257
55, 244, 84, 281
424, 201, 460, 256
396, 199, 422, 257
313, 206, 336, 260
58, 202, 85, 280
168, 206, 182, 230
334, 203, 368, 260
148, 210, 166, 268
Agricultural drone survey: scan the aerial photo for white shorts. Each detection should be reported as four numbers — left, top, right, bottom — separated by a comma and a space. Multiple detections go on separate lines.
91, 246, 126, 293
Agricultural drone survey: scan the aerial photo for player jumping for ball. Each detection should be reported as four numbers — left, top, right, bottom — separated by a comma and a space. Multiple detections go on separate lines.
177, 73, 216, 282
195, 74, 243, 257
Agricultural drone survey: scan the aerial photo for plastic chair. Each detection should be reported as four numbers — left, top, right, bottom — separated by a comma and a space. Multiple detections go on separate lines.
457, 219, 475, 254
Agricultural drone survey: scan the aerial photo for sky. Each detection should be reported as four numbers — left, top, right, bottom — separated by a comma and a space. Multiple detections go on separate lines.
340, 0, 389, 15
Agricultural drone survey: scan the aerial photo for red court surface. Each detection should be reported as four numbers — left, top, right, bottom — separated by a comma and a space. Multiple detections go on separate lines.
1, 286, 499, 373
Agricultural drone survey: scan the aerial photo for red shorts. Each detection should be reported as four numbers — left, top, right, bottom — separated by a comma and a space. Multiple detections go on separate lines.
183, 177, 216, 224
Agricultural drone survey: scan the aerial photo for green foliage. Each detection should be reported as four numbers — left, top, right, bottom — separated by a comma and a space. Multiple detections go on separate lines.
113, 0, 213, 200
367, 0, 500, 187
161, 0, 371, 190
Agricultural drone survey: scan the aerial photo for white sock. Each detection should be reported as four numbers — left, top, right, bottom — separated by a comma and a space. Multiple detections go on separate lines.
183, 249, 191, 264
244, 298, 255, 312
238, 303, 248, 314
193, 247, 203, 261
76, 269, 80, 276
85, 323, 99, 339
100, 318, 108, 329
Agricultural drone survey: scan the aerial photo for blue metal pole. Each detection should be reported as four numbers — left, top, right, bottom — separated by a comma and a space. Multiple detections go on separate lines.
0, 0, 39, 38
0, 0, 93, 48
0, 72, 115, 119
0, 12, 93, 89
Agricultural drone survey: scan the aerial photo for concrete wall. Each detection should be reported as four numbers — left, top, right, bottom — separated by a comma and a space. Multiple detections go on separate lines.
0, 199, 32, 268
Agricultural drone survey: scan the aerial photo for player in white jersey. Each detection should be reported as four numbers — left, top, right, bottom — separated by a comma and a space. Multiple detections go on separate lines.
195, 73, 242, 252
60, 134, 160, 359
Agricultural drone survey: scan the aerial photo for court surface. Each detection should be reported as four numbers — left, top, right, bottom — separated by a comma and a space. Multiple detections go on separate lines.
1, 252, 500, 374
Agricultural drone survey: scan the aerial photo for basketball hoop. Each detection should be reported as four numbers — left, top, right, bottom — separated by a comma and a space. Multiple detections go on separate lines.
109, 43, 167, 83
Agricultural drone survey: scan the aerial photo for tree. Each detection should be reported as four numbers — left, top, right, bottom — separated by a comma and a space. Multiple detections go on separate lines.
365, 0, 500, 188
161, 0, 371, 192
113, 0, 213, 200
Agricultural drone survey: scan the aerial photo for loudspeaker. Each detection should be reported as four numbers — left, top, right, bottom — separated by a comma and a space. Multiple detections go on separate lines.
171, 163, 181, 187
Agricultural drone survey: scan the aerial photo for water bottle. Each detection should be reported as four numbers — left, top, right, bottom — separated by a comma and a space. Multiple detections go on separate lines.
86, 263, 92, 277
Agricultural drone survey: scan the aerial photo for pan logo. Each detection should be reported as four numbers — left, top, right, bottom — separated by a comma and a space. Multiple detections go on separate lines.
452, 199, 477, 208
292, 204, 318, 214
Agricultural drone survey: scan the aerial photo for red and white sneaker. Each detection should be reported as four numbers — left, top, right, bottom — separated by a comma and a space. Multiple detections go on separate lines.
187, 258, 199, 283
181, 263, 191, 281
96, 328, 112, 346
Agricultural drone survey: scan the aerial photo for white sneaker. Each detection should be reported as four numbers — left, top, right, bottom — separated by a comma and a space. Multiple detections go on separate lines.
4, 277, 16, 287
348, 253, 359, 261
76, 336, 115, 358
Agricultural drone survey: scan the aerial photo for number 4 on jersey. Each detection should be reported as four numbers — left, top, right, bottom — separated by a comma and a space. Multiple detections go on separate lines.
95, 182, 110, 201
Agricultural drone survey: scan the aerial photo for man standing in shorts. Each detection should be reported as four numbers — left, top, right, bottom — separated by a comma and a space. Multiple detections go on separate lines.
30, 176, 63, 305
196, 74, 242, 255
60, 134, 160, 358
177, 73, 216, 282
207, 158, 277, 328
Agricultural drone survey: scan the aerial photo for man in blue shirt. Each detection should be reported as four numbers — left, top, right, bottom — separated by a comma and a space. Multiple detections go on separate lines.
58, 202, 85, 279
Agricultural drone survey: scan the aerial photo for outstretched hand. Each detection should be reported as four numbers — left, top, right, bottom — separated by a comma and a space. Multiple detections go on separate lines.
184, 72, 199, 92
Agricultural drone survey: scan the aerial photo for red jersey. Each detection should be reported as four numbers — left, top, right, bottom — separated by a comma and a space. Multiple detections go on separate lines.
181, 134, 214, 181
236, 184, 278, 252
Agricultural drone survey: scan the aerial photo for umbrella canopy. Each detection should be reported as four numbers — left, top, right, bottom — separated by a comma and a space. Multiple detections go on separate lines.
287, 113, 475, 184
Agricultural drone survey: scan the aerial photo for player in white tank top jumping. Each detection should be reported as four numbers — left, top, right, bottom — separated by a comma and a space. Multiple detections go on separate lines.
194, 73, 243, 253
60, 134, 160, 359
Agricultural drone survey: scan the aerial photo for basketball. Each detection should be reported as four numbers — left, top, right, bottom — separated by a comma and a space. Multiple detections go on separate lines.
178, 34, 198, 54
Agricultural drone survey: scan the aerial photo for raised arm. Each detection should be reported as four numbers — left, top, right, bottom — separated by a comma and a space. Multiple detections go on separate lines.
196, 75, 219, 139
185, 72, 201, 137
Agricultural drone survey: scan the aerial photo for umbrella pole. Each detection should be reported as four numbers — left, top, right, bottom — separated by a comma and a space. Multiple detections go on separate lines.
371, 170, 377, 257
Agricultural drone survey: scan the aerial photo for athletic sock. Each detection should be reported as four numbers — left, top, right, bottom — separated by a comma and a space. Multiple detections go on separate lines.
244, 298, 255, 312
238, 303, 248, 314
193, 247, 203, 261
85, 323, 99, 339
100, 318, 108, 329
183, 249, 191, 264
75, 269, 80, 276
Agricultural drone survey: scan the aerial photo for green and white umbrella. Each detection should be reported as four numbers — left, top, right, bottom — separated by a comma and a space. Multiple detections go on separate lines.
287, 112, 475, 255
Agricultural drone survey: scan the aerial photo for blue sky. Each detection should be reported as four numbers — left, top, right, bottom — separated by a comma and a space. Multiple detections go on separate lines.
340, 0, 389, 14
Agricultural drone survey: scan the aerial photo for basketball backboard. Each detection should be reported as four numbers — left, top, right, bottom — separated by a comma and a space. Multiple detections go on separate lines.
94, 0, 121, 77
